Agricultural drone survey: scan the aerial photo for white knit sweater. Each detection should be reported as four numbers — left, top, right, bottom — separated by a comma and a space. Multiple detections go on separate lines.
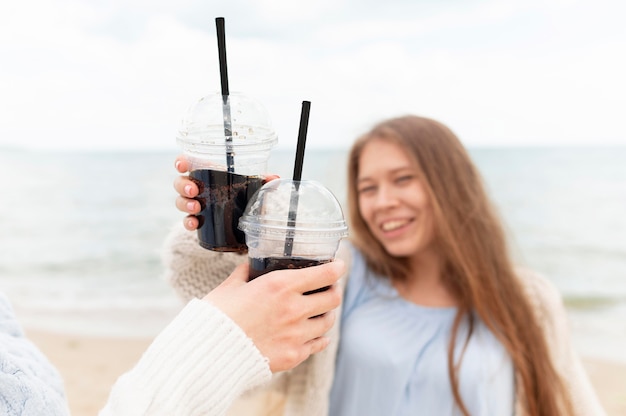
163, 226, 606, 416
2, 283, 270, 416
100, 299, 271, 416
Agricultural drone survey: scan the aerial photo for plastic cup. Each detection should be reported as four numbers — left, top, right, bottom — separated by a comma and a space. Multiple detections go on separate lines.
177, 92, 278, 252
238, 179, 348, 293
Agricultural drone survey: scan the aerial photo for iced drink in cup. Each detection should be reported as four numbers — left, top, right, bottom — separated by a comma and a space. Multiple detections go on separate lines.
177, 92, 278, 252
238, 179, 348, 293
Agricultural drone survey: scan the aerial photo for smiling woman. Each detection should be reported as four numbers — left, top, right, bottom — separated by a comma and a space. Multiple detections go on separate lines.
338, 115, 597, 416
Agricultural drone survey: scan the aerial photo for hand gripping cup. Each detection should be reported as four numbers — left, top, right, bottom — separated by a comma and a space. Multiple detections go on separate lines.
238, 179, 348, 293
177, 92, 278, 252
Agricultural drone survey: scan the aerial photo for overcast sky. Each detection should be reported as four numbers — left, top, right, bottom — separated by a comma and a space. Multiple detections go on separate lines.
1, 0, 625, 151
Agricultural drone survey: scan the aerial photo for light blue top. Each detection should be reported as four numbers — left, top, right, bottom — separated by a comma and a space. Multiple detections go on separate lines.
329, 248, 514, 416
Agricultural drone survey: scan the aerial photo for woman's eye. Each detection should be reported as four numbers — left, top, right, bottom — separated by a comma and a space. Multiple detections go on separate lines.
358, 185, 376, 194
396, 175, 413, 184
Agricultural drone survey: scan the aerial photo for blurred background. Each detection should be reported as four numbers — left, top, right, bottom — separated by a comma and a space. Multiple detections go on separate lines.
1, 0, 625, 412
2, 0, 625, 152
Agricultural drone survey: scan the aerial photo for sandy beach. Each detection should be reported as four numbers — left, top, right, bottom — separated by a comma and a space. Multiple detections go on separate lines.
26, 330, 153, 416
25, 329, 626, 416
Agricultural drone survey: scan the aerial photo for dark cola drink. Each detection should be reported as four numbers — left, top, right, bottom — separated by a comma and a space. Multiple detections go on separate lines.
190, 169, 264, 253
249, 256, 331, 294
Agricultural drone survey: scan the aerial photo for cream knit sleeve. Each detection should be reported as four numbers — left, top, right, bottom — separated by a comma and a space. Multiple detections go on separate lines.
100, 299, 271, 416
518, 269, 606, 416
162, 225, 247, 302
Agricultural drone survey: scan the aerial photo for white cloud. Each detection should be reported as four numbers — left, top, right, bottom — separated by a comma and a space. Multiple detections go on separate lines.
250, 0, 342, 22
0, 0, 625, 151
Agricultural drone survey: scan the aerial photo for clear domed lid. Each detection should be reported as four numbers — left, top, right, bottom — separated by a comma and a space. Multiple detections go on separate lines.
176, 91, 278, 153
239, 179, 348, 240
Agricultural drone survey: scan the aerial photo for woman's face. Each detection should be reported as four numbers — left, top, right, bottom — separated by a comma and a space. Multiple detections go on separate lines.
356, 139, 437, 258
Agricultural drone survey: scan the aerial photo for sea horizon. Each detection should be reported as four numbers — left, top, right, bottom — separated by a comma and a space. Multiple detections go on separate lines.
1, 145, 625, 364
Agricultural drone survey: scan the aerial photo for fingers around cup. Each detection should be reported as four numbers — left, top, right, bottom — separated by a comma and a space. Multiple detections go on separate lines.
305, 285, 342, 318
308, 309, 337, 333
175, 196, 201, 215
173, 176, 199, 198
184, 215, 200, 231
306, 336, 331, 356
174, 156, 191, 173
263, 174, 280, 183
294, 260, 346, 294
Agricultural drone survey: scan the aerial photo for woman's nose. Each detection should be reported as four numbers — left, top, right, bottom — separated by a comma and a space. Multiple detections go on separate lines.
374, 183, 399, 209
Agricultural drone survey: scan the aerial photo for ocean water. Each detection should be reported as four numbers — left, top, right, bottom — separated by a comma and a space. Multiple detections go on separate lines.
0, 146, 625, 364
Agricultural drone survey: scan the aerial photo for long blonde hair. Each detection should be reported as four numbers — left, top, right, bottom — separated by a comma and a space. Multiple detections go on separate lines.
347, 115, 573, 416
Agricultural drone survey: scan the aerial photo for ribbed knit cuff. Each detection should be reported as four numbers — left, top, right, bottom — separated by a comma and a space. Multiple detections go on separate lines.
102, 299, 271, 416
162, 224, 247, 303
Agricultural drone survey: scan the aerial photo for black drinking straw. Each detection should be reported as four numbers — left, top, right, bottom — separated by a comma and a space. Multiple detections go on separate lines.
216, 17, 235, 173
283, 101, 311, 257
